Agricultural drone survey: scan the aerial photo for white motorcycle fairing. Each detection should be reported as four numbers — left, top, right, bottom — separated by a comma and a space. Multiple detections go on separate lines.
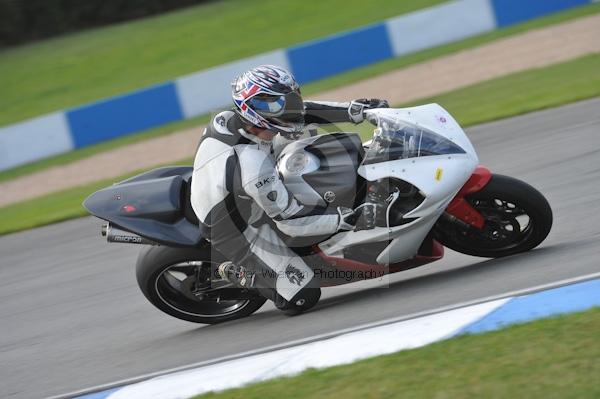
277, 103, 479, 265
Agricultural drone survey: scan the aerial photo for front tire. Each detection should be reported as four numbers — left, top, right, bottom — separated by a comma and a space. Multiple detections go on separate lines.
435, 174, 552, 258
136, 245, 267, 324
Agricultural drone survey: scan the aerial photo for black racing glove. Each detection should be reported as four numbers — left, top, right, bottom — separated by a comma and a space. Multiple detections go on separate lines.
348, 98, 390, 124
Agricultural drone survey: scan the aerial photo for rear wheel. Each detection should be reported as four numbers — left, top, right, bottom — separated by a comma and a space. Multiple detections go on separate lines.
435, 174, 552, 258
136, 245, 267, 324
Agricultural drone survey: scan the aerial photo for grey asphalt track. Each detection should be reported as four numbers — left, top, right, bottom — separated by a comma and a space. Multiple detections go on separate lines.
1, 98, 600, 399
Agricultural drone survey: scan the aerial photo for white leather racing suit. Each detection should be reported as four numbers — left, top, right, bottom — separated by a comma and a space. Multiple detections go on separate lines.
190, 101, 357, 303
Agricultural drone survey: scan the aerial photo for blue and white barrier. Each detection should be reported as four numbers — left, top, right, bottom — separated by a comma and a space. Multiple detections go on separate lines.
175, 50, 291, 120
0, 112, 73, 168
73, 276, 600, 399
491, 0, 591, 27
386, 0, 497, 56
287, 23, 394, 84
0, 0, 593, 171
66, 83, 183, 148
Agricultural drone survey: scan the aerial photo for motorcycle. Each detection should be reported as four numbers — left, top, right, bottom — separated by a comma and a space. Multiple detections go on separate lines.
83, 104, 552, 324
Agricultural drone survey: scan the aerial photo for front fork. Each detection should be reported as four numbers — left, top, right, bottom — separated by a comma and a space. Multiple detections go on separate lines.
445, 165, 492, 229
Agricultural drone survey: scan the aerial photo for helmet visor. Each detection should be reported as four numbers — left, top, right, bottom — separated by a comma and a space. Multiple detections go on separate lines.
247, 94, 286, 117
247, 91, 304, 118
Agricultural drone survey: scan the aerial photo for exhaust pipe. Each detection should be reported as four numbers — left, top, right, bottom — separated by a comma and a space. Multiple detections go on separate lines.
101, 223, 158, 245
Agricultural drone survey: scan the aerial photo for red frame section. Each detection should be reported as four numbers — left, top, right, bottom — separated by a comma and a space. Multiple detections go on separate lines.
445, 165, 492, 229
315, 239, 444, 287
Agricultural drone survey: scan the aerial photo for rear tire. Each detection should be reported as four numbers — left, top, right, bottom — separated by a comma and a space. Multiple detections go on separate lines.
136, 245, 267, 324
435, 174, 552, 258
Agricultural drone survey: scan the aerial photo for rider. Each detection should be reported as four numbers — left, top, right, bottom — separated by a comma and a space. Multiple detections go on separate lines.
190, 65, 388, 315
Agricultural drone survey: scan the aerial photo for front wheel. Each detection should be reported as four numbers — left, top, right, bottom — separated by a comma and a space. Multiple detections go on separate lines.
434, 174, 552, 258
136, 245, 267, 324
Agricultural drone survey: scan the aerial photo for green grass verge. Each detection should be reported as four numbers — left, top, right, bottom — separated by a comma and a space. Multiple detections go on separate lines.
0, 0, 445, 126
0, 178, 113, 233
1, 2, 598, 184
406, 53, 600, 126
1, 54, 599, 236
193, 307, 600, 399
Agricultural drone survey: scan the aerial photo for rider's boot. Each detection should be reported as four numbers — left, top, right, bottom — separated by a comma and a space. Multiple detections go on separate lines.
218, 261, 321, 316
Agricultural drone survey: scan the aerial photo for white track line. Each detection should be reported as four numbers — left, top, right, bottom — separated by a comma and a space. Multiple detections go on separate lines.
47, 271, 600, 399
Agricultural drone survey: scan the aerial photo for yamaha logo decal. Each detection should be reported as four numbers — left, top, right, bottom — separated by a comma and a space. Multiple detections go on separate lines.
323, 191, 336, 203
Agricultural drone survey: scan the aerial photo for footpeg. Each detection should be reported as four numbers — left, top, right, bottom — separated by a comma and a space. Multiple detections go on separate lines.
218, 262, 253, 288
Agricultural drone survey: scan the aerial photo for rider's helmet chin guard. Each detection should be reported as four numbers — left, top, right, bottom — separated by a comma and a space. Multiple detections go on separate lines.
232, 65, 305, 138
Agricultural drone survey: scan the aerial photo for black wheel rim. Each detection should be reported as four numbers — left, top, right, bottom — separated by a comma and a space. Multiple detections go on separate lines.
446, 196, 534, 253
155, 261, 251, 318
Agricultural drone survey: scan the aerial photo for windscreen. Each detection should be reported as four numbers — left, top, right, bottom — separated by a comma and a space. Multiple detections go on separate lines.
362, 116, 465, 164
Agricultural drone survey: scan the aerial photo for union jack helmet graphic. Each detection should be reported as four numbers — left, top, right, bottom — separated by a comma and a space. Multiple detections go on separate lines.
232, 65, 305, 136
